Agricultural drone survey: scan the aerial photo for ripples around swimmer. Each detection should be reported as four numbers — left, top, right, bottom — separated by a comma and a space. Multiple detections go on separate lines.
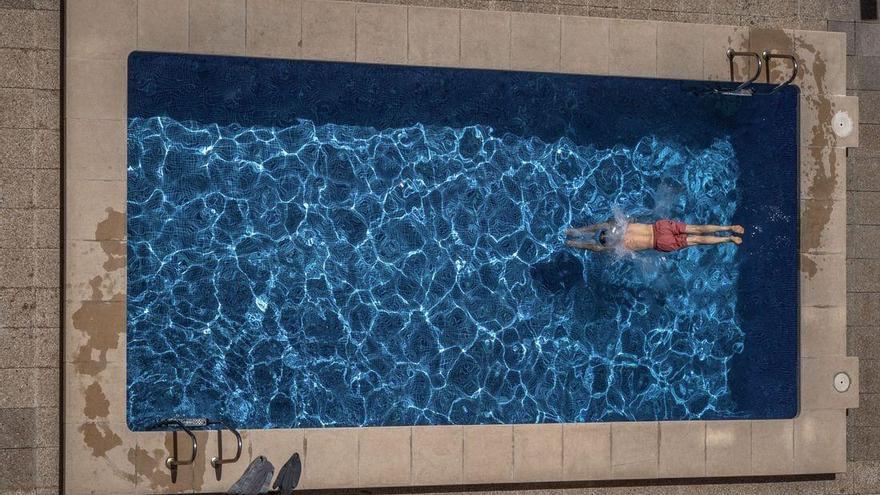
126, 116, 744, 429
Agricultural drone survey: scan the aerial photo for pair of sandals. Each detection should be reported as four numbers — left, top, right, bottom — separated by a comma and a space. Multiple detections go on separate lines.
227, 452, 302, 495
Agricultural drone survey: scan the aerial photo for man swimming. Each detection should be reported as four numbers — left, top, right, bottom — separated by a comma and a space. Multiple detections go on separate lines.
565, 218, 744, 253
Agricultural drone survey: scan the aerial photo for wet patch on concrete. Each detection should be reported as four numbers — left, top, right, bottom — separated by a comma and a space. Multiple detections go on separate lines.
71, 301, 123, 376
128, 440, 176, 492
746, 29, 841, 270
749, 28, 793, 83
80, 250, 125, 302
727, 31, 750, 81
83, 382, 110, 419
64, 206, 139, 490
795, 34, 838, 274
191, 431, 210, 492
96, 207, 125, 240
99, 239, 126, 272
71, 209, 127, 304
88, 276, 104, 301
801, 253, 818, 277
80, 423, 123, 458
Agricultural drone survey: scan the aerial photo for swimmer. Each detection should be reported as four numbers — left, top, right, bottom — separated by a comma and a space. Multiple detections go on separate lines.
565, 219, 744, 253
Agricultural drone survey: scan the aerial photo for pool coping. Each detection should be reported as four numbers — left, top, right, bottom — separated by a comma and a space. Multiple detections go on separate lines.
63, 1, 858, 493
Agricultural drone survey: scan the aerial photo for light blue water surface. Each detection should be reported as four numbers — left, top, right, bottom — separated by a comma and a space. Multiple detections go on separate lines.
127, 115, 744, 428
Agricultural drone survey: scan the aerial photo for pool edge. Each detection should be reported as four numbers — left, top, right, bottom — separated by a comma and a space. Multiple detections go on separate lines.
62, 6, 857, 493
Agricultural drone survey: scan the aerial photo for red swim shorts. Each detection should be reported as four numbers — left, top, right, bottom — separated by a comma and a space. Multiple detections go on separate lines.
653, 219, 689, 252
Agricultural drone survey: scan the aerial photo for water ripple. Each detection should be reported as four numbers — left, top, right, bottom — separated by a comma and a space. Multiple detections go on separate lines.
127, 116, 744, 429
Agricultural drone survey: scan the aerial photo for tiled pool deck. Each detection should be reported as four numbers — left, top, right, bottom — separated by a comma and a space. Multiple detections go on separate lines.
64, 1, 859, 493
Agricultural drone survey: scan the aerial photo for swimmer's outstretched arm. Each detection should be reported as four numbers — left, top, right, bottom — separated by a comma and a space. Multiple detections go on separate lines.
565, 239, 609, 252
566, 220, 614, 237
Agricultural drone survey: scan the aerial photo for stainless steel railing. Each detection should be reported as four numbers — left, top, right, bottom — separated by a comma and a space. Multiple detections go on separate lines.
720, 47, 799, 96
148, 417, 243, 483
727, 49, 763, 93
762, 50, 799, 94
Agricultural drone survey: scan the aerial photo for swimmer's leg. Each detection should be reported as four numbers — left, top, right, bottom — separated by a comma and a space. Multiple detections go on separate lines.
685, 224, 745, 235
686, 235, 742, 246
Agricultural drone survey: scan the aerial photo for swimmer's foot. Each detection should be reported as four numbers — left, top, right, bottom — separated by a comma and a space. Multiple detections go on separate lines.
730, 225, 745, 234
730, 236, 742, 245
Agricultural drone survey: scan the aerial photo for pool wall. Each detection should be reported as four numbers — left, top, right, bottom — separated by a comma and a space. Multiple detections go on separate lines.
63, 2, 858, 493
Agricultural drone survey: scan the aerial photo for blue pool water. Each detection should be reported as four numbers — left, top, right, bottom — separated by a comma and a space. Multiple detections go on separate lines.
126, 53, 799, 430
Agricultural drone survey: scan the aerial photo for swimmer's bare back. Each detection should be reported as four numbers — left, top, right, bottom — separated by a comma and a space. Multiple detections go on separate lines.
621, 223, 653, 251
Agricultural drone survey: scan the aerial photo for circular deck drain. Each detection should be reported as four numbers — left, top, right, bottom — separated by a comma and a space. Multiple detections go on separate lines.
834, 372, 851, 393
832, 111, 853, 138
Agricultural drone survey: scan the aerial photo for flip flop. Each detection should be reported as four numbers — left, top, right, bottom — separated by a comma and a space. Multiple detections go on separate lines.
272, 453, 302, 495
227, 455, 275, 495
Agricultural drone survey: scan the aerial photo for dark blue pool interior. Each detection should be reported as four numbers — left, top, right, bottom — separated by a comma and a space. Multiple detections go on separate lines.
126, 52, 799, 430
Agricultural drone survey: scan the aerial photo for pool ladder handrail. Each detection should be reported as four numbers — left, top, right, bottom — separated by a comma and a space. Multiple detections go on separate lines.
725, 48, 798, 95
761, 50, 799, 94
726, 49, 763, 93
206, 418, 243, 481
150, 419, 198, 484
148, 417, 243, 483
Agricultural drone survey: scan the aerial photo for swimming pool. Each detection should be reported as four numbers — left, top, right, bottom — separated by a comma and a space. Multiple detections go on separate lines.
126, 52, 799, 430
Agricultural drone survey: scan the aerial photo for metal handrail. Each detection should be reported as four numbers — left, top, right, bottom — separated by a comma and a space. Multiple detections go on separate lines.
147, 417, 243, 483
206, 419, 243, 481
726, 49, 763, 92
149, 419, 198, 484
761, 50, 799, 94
